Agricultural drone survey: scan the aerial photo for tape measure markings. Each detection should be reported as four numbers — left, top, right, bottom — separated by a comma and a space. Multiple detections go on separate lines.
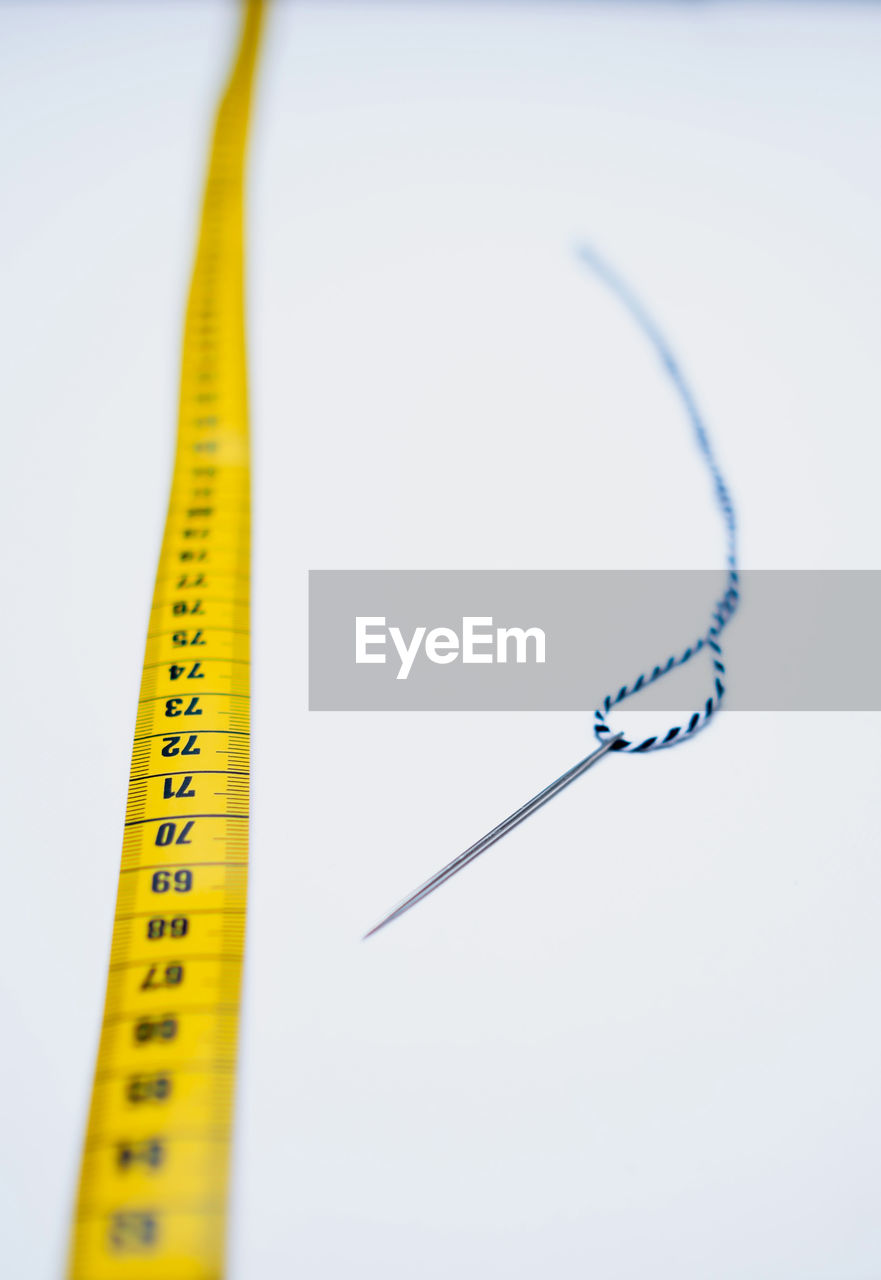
68, 2, 265, 1276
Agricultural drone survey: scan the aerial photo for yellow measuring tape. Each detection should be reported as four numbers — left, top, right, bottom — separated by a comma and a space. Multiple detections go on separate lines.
69, 3, 264, 1275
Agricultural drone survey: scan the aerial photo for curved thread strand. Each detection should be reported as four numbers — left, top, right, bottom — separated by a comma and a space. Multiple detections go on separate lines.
577, 246, 739, 753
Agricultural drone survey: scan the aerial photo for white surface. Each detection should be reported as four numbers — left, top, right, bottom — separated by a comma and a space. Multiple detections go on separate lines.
1, 3, 880, 1277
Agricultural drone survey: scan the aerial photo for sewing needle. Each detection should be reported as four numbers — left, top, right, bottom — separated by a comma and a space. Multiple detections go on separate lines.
364, 731, 624, 938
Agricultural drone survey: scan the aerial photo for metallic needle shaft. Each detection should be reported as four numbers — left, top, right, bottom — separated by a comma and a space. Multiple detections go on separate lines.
363, 732, 624, 938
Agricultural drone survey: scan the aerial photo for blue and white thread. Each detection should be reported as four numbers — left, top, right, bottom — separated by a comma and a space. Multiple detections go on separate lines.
577, 246, 739, 754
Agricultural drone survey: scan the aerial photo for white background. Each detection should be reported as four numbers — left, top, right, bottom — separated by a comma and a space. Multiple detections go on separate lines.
1, 2, 880, 1277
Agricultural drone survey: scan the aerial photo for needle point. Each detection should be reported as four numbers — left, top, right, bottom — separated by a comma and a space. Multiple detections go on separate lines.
362, 732, 623, 938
